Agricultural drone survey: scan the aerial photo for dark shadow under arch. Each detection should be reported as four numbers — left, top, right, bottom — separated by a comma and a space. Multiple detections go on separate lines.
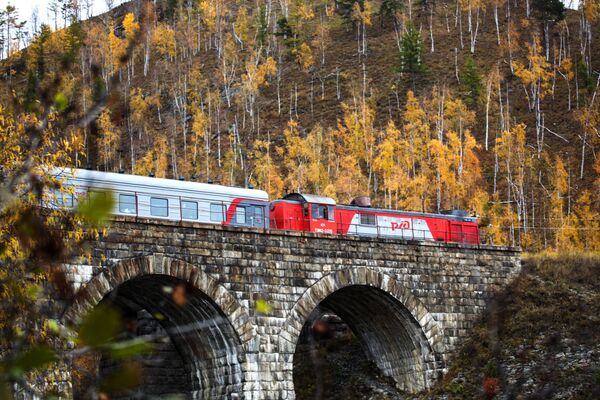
67, 256, 250, 399
279, 268, 446, 395
99, 274, 245, 398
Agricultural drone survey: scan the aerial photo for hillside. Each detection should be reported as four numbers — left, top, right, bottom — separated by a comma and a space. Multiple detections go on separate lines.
429, 253, 600, 399
1, 0, 600, 251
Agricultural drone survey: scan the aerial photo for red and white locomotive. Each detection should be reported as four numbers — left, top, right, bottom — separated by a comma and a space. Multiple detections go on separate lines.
268, 193, 479, 244
52, 168, 480, 245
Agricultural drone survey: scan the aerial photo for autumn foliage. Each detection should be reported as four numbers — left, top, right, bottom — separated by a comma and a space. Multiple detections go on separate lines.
0, 0, 599, 256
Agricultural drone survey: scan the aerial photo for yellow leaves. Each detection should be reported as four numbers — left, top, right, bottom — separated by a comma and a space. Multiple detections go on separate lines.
512, 35, 553, 99
352, 0, 373, 26
403, 90, 430, 158
123, 12, 140, 41
242, 57, 277, 94
129, 88, 151, 128
152, 23, 176, 58
576, 104, 600, 145
292, 42, 315, 72
255, 299, 272, 314
297, 3, 315, 20
559, 57, 575, 81
252, 140, 284, 199
135, 134, 169, 178
108, 23, 126, 70
338, 101, 376, 162
278, 121, 330, 195
234, 7, 250, 46
259, 57, 277, 85
222, 33, 239, 72
198, 0, 219, 32
573, 190, 600, 251
583, 0, 600, 22
552, 155, 568, 196
191, 106, 208, 143
97, 110, 120, 169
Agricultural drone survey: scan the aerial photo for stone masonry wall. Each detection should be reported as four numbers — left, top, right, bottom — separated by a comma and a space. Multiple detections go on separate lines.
65, 216, 521, 399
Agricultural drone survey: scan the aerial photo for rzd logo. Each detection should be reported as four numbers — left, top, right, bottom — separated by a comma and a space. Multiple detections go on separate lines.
391, 221, 410, 231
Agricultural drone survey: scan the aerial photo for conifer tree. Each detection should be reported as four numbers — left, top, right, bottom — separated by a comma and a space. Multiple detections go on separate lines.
460, 56, 482, 108
379, 0, 402, 24
532, 0, 565, 21
399, 22, 424, 86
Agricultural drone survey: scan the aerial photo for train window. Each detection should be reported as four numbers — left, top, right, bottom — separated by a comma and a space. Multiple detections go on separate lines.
119, 194, 136, 214
210, 203, 226, 222
150, 197, 169, 217
328, 206, 335, 221
181, 200, 198, 220
360, 213, 376, 226
311, 204, 331, 220
236, 207, 246, 224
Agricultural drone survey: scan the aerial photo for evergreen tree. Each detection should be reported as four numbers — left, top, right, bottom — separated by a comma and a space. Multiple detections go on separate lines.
399, 23, 425, 85
577, 60, 595, 92
336, 0, 365, 24
256, 5, 268, 48
460, 56, 482, 108
532, 0, 565, 21
379, 0, 402, 23
275, 17, 298, 48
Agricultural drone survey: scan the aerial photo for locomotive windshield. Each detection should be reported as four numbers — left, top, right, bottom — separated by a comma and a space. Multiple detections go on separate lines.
312, 204, 335, 221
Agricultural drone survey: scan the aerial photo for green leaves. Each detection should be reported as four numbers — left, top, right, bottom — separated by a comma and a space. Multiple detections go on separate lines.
460, 56, 482, 108
99, 363, 143, 394
53, 92, 69, 113
78, 304, 122, 348
9, 346, 57, 376
399, 22, 425, 76
108, 338, 154, 360
76, 190, 115, 227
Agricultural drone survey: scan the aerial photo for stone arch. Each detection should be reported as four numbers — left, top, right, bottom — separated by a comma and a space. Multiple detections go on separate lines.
279, 267, 446, 394
65, 256, 254, 399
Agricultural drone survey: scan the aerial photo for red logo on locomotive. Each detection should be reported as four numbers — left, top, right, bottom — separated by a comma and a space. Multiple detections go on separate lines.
391, 221, 410, 231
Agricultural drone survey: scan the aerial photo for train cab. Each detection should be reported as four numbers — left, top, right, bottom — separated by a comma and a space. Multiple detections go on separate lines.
269, 193, 337, 234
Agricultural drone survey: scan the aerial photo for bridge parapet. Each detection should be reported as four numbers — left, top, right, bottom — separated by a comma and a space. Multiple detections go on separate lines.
62, 216, 520, 399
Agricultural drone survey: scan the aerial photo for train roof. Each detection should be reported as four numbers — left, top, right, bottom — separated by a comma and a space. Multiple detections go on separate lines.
283, 193, 336, 205
337, 204, 478, 222
52, 167, 269, 200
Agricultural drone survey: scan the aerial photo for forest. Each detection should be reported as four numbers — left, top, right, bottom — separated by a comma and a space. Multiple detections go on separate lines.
1, 0, 600, 251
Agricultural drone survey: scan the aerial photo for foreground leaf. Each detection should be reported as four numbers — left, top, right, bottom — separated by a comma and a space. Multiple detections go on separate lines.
10, 346, 56, 376
76, 190, 115, 227
78, 304, 122, 348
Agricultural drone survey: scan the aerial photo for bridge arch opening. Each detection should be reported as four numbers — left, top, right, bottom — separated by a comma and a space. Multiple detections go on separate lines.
70, 262, 246, 399
285, 269, 446, 398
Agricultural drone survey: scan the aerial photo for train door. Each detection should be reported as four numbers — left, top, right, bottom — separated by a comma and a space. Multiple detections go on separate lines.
450, 222, 463, 243
462, 224, 480, 244
248, 205, 266, 228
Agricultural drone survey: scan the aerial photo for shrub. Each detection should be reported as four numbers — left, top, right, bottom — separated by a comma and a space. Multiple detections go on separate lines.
482, 377, 499, 400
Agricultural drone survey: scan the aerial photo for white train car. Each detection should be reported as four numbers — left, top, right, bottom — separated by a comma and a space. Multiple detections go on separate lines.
50, 168, 270, 227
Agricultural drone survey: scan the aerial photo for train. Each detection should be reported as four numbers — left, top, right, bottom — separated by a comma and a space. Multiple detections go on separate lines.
49, 168, 480, 244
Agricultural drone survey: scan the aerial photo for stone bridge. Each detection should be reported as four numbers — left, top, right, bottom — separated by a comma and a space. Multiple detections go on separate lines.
63, 216, 521, 399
